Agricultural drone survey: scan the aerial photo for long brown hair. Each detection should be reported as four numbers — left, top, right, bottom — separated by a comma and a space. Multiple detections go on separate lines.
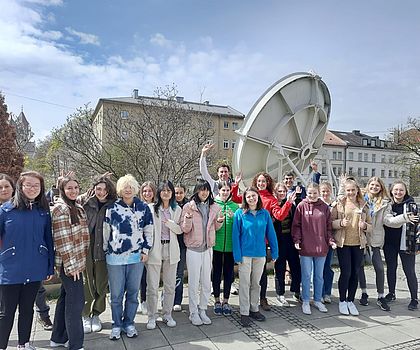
58, 177, 80, 225
242, 187, 263, 213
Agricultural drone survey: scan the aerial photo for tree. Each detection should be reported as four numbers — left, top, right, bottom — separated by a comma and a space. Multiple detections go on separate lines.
0, 92, 24, 180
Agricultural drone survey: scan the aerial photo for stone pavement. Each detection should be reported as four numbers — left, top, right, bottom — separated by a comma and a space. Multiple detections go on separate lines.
7, 259, 420, 350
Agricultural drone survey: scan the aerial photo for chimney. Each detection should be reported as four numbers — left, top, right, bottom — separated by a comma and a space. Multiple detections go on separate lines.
352, 130, 361, 136
203, 100, 209, 105
132, 89, 139, 99
176, 96, 184, 103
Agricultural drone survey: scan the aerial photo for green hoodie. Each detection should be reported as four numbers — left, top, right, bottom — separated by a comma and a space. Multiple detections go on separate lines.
214, 198, 239, 252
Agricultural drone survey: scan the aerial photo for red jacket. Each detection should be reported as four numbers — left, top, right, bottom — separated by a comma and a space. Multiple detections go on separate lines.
231, 183, 292, 221
291, 198, 334, 257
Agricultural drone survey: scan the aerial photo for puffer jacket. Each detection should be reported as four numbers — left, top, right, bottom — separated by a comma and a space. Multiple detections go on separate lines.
214, 198, 239, 252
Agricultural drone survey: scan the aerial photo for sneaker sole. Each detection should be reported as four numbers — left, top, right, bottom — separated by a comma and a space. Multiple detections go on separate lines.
376, 301, 390, 311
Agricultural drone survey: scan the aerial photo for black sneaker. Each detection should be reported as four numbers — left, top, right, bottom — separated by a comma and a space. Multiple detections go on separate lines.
408, 299, 418, 311
249, 311, 266, 321
359, 293, 369, 306
240, 314, 251, 327
377, 297, 390, 311
384, 293, 396, 303
293, 292, 303, 304
38, 316, 53, 331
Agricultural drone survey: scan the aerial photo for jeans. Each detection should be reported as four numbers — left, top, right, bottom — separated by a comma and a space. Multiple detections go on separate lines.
337, 245, 364, 302
300, 256, 326, 303
51, 266, 85, 350
35, 283, 50, 320
212, 250, 234, 300
107, 262, 144, 329
322, 248, 334, 297
174, 244, 186, 306
0, 281, 41, 348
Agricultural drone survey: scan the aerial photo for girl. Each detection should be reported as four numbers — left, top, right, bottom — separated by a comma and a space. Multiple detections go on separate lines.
319, 181, 335, 304
232, 187, 278, 327
213, 181, 239, 316
0, 171, 54, 350
79, 175, 117, 333
292, 183, 336, 315
181, 179, 223, 326
0, 173, 14, 204
331, 179, 371, 316
50, 177, 90, 350
138, 181, 156, 315
383, 180, 419, 310
103, 175, 153, 340
273, 182, 300, 307
146, 181, 182, 330
173, 184, 188, 311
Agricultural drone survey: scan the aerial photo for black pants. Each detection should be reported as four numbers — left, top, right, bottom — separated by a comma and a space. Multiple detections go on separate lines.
140, 269, 147, 302
337, 246, 364, 302
259, 261, 268, 299
51, 266, 85, 350
383, 244, 418, 300
212, 250, 234, 300
274, 233, 301, 296
35, 282, 50, 320
0, 281, 41, 348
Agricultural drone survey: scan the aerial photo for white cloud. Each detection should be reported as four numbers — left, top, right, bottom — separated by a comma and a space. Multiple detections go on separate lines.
150, 33, 172, 49
23, 0, 63, 5
65, 27, 100, 46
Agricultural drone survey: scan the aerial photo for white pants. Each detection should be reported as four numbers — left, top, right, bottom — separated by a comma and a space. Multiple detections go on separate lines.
146, 244, 177, 319
238, 256, 265, 315
186, 248, 212, 315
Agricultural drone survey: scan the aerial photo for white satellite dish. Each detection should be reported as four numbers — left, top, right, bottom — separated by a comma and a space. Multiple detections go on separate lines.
232, 71, 331, 187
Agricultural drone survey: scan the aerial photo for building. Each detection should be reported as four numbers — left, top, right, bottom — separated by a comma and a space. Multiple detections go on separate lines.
91, 89, 245, 160
11, 108, 35, 158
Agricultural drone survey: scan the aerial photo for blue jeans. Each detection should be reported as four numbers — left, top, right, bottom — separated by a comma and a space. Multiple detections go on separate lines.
300, 256, 326, 303
322, 248, 334, 297
174, 245, 186, 305
107, 262, 144, 329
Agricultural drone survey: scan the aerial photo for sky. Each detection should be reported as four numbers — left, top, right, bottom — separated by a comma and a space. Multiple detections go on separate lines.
0, 0, 419, 141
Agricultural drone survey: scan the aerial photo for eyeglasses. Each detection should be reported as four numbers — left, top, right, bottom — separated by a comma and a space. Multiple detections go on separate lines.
22, 184, 41, 190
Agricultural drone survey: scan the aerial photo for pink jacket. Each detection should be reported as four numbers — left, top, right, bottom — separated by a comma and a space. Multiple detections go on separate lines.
181, 200, 222, 249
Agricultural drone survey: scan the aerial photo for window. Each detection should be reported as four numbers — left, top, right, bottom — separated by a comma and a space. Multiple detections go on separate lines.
207, 120, 214, 128
364, 168, 368, 177
333, 151, 337, 160
223, 121, 229, 129
381, 169, 385, 178
232, 122, 239, 130
349, 152, 354, 161
120, 111, 129, 119
358, 153, 363, 161
389, 170, 392, 178
223, 140, 229, 149
388, 156, 394, 163
371, 168, 376, 177
394, 170, 398, 178
364, 153, 368, 162
321, 167, 326, 175
362, 139, 368, 146
349, 167, 353, 176
231, 140, 236, 149
381, 155, 386, 163
337, 167, 342, 175
371, 139, 376, 147
333, 167, 337, 175
357, 168, 362, 177
337, 152, 342, 160
402, 170, 406, 177
121, 131, 128, 140
372, 154, 376, 163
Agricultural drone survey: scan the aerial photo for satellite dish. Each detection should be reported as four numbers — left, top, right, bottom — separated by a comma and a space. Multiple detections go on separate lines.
232, 71, 331, 187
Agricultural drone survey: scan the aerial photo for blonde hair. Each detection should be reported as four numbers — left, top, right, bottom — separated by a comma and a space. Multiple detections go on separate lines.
116, 174, 139, 197
319, 181, 333, 192
365, 176, 390, 210
344, 179, 364, 205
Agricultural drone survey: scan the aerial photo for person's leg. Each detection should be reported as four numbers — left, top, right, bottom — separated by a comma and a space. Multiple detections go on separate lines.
82, 247, 95, 317
107, 264, 126, 329
212, 250, 223, 301
274, 234, 287, 296
322, 248, 334, 297
186, 249, 202, 316
348, 247, 364, 302
250, 257, 266, 312
371, 247, 385, 296
0, 284, 20, 349
140, 268, 147, 302
92, 259, 108, 316
259, 261, 268, 299
199, 249, 213, 311
146, 262, 161, 320
222, 252, 234, 301
161, 257, 177, 317
288, 240, 302, 294
299, 256, 312, 303
174, 244, 186, 306
337, 246, 351, 302
238, 257, 252, 315
399, 252, 418, 301
358, 253, 367, 291
313, 256, 326, 302
17, 281, 41, 347
383, 244, 398, 295
35, 282, 50, 321
122, 262, 143, 329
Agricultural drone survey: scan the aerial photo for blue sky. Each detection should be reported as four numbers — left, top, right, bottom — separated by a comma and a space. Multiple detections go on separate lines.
1, 0, 419, 140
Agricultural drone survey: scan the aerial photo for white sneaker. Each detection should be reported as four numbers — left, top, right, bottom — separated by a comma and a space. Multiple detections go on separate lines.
302, 302, 311, 315
163, 315, 176, 327
198, 309, 212, 325
173, 304, 182, 312
189, 312, 203, 326
323, 295, 332, 304
17, 343, 36, 350
109, 327, 121, 340
50, 340, 69, 348
277, 295, 290, 307
82, 316, 92, 334
347, 301, 359, 316
91, 315, 102, 332
146, 318, 156, 330
339, 301, 349, 315
124, 325, 138, 338
314, 301, 328, 313
138, 301, 148, 315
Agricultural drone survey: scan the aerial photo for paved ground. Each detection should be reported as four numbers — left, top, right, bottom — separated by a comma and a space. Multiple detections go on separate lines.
7, 259, 420, 350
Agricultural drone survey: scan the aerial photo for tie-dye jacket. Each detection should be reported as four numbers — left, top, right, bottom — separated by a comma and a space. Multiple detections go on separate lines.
103, 197, 154, 265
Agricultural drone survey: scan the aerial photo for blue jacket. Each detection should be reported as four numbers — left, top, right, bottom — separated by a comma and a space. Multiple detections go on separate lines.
0, 202, 54, 284
232, 208, 278, 263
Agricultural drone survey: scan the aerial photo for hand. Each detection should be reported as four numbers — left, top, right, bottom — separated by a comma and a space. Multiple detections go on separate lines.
295, 186, 302, 194
70, 271, 81, 281
201, 143, 214, 156
407, 212, 419, 224
287, 191, 297, 203
341, 217, 350, 227
101, 171, 113, 179
185, 211, 193, 220
331, 242, 337, 250
217, 210, 225, 223
271, 259, 276, 263
227, 209, 234, 218
359, 220, 367, 230
294, 243, 301, 250
234, 171, 243, 184
45, 275, 54, 282
141, 254, 148, 263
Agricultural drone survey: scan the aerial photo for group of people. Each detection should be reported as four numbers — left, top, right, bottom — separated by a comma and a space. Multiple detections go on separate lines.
0, 144, 418, 349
